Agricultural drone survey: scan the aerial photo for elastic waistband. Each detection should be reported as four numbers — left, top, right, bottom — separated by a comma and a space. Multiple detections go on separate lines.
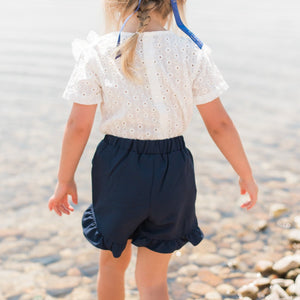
103, 134, 186, 154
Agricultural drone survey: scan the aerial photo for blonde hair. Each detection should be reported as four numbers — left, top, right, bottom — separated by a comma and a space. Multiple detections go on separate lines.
104, 0, 187, 84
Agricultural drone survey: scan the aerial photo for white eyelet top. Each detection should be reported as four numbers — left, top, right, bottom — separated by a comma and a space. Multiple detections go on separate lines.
62, 30, 229, 140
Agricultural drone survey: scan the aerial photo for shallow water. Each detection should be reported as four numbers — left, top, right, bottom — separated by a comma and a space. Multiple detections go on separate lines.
0, 0, 300, 299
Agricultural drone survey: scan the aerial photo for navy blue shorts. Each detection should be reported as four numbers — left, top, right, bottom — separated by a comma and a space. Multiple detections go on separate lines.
82, 134, 204, 258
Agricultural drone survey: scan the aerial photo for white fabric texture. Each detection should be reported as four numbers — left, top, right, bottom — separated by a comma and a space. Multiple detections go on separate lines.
62, 30, 229, 140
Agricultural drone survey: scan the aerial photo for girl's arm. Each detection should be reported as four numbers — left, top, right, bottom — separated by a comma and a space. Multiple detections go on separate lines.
48, 103, 98, 216
196, 97, 258, 210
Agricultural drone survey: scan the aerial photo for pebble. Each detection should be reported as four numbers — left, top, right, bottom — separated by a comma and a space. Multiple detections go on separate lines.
269, 203, 288, 218
289, 229, 300, 243
286, 268, 300, 279
296, 274, 300, 296
252, 277, 271, 288
294, 216, 300, 229
178, 264, 199, 277
205, 291, 222, 300
255, 260, 273, 275
187, 281, 214, 295
191, 253, 227, 266
272, 254, 300, 274
216, 283, 236, 295
196, 268, 223, 286
237, 283, 259, 299
270, 278, 294, 288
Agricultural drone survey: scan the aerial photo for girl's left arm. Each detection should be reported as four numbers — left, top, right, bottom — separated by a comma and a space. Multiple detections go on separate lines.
48, 103, 98, 216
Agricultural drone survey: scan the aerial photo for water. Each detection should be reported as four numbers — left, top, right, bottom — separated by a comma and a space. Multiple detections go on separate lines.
0, 0, 300, 299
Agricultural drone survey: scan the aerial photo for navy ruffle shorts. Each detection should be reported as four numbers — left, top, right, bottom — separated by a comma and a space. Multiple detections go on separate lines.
82, 134, 204, 258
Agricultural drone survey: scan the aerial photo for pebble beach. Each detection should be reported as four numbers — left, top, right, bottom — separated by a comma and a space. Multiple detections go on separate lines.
0, 0, 300, 299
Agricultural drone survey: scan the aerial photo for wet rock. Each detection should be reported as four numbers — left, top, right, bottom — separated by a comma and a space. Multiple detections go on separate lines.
270, 283, 291, 299
47, 259, 74, 275
286, 268, 300, 279
176, 276, 193, 286
196, 268, 223, 286
67, 267, 81, 277
270, 278, 294, 288
43, 275, 81, 297
237, 283, 259, 299
192, 239, 217, 254
187, 281, 214, 295
252, 277, 271, 288
254, 220, 268, 232
272, 255, 300, 274
294, 216, 300, 229
205, 290, 222, 300
216, 283, 236, 295
255, 260, 273, 275
269, 203, 288, 218
288, 229, 300, 243
296, 274, 300, 296
286, 283, 296, 296
0, 228, 24, 238
192, 253, 226, 266
178, 264, 199, 277
218, 248, 238, 258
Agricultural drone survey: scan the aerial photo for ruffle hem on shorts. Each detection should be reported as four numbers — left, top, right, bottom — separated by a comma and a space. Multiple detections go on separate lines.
82, 204, 205, 258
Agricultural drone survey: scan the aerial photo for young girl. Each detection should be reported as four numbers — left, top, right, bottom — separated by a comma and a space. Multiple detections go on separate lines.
48, 0, 258, 299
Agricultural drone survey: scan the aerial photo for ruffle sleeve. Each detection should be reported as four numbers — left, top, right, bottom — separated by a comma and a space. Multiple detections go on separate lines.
62, 31, 104, 105
192, 44, 229, 105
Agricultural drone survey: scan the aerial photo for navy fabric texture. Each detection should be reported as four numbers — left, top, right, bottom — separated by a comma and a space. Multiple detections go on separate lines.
82, 134, 204, 258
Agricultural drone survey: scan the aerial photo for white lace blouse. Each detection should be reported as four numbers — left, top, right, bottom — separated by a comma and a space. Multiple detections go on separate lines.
62, 30, 229, 140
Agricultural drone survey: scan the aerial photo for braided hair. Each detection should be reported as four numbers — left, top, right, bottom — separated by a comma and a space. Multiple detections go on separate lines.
106, 0, 186, 84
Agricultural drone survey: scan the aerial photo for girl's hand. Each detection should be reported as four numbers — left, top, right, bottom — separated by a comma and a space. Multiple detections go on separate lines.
48, 180, 78, 216
239, 177, 258, 210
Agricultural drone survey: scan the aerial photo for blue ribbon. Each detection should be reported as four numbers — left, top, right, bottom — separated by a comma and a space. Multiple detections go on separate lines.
115, 0, 142, 59
115, 0, 203, 59
170, 0, 203, 49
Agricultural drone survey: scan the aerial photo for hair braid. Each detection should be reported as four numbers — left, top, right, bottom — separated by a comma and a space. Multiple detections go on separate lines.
108, 0, 185, 84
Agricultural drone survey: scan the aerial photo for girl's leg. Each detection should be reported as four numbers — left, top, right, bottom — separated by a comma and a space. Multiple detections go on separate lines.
135, 247, 173, 300
97, 239, 132, 300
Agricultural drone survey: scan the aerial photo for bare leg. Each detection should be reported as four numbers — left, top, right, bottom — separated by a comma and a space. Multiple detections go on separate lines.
135, 246, 173, 300
97, 239, 132, 300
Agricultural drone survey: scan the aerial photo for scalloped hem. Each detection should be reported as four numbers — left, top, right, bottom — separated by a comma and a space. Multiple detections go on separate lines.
131, 226, 205, 254
81, 204, 127, 258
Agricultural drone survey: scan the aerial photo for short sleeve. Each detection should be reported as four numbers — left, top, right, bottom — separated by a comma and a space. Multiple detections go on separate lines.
192, 45, 229, 105
62, 40, 103, 105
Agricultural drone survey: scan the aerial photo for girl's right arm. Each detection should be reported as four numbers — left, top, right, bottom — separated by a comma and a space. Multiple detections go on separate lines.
196, 97, 258, 210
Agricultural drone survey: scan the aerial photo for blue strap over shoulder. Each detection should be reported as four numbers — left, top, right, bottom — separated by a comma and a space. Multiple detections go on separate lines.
115, 0, 203, 59
170, 0, 203, 49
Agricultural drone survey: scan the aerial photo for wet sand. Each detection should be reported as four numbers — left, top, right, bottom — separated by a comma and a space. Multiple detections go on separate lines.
0, 0, 300, 299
